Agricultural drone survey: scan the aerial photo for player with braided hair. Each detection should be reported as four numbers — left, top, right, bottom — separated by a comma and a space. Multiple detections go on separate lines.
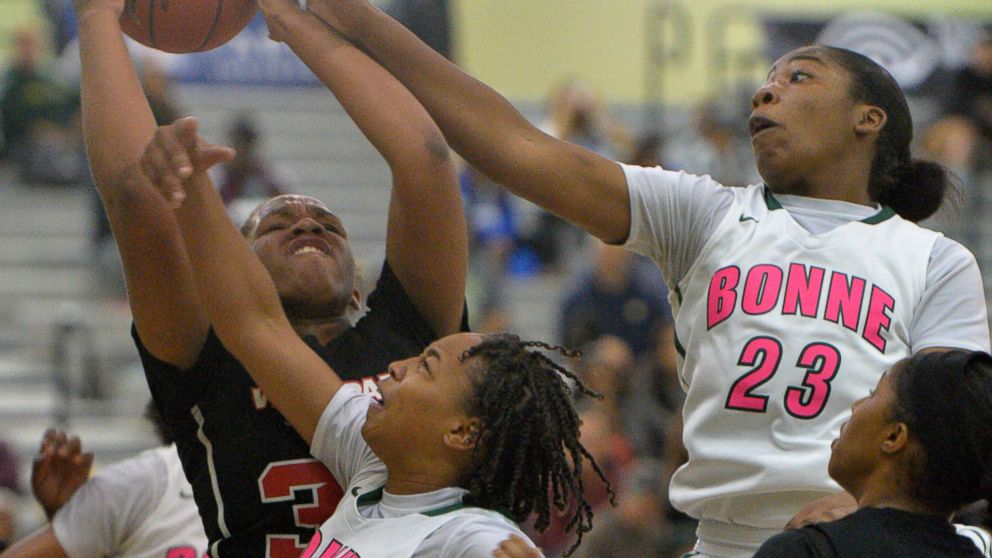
755, 350, 992, 557
133, 122, 612, 556
458, 336, 614, 546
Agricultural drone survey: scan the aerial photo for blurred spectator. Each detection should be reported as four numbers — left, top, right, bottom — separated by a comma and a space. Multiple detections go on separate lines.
559, 240, 672, 359
140, 58, 182, 126
461, 165, 517, 332
212, 113, 291, 223
539, 79, 633, 159
572, 459, 669, 558
0, 440, 21, 545
628, 132, 664, 168
517, 80, 635, 272
385, 0, 452, 59
623, 324, 684, 460
529, 401, 632, 557
578, 336, 636, 434
665, 99, 759, 186
924, 35, 992, 176
946, 36, 992, 146
0, 27, 86, 185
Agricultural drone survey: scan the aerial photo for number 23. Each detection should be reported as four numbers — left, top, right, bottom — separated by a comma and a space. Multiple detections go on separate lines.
725, 336, 840, 419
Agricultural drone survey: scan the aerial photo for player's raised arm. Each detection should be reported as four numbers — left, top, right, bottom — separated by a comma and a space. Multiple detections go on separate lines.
260, 0, 466, 335
139, 119, 340, 442
306, 0, 631, 245
75, 0, 209, 368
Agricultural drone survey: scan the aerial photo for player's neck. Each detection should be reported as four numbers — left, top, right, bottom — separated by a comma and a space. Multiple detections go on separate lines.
856, 482, 951, 521
290, 316, 353, 346
384, 470, 457, 496
771, 156, 874, 206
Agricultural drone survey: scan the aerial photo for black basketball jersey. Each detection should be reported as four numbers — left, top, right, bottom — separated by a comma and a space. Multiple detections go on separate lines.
136, 261, 462, 558
753, 507, 985, 558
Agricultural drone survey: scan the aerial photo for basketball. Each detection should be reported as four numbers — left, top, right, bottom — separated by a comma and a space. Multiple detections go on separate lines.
120, 0, 258, 54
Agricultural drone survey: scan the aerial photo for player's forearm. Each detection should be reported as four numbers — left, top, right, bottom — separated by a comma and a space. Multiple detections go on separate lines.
274, 7, 452, 174
77, 8, 158, 188
312, 3, 541, 186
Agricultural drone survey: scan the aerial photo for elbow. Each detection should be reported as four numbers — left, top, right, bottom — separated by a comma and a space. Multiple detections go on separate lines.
97, 165, 154, 215
423, 131, 452, 166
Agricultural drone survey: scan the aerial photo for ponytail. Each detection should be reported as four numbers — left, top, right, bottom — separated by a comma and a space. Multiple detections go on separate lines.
874, 159, 950, 223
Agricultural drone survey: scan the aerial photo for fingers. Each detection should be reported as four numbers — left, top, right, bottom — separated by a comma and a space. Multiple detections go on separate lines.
141, 125, 189, 207
197, 144, 237, 168
493, 535, 543, 558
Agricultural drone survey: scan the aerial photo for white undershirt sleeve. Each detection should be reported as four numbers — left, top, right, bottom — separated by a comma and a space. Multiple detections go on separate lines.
50, 449, 166, 557
911, 237, 991, 353
310, 384, 381, 489
620, 163, 736, 286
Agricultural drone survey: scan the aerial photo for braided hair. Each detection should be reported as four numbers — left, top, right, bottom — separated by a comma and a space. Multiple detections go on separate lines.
458, 334, 615, 556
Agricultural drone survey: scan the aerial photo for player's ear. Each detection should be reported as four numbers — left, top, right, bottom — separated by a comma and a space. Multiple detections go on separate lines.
880, 421, 910, 454
854, 104, 886, 137
444, 418, 481, 452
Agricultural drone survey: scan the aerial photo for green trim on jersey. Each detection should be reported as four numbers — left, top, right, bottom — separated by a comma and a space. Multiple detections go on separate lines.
861, 205, 897, 224
674, 331, 686, 358
353, 486, 514, 521
762, 185, 897, 225
762, 185, 784, 210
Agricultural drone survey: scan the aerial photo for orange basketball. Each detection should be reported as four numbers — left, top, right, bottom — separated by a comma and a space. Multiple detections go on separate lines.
120, 0, 258, 54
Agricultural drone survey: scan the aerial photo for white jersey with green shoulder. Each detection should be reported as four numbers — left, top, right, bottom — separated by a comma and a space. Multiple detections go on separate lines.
620, 163, 990, 555
304, 384, 536, 558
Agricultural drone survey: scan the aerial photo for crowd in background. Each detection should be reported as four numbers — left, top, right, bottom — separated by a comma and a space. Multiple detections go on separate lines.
0, 8, 990, 558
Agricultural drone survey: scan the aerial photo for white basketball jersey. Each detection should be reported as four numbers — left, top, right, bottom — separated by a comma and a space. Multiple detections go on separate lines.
299, 484, 518, 558
670, 184, 939, 530
118, 446, 208, 557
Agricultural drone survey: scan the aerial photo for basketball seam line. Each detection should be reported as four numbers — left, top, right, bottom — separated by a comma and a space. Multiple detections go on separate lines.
196, 0, 226, 52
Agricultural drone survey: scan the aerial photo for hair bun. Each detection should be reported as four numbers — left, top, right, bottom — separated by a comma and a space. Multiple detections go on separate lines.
879, 159, 949, 223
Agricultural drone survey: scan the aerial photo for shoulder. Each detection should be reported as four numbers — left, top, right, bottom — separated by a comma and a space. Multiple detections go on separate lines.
97, 447, 169, 487
928, 235, 979, 270
753, 528, 820, 557
619, 163, 734, 196
435, 509, 530, 557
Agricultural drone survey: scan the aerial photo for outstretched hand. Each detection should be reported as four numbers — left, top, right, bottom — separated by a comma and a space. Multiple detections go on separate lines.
493, 535, 544, 558
140, 117, 236, 208
785, 492, 858, 530
31, 429, 94, 520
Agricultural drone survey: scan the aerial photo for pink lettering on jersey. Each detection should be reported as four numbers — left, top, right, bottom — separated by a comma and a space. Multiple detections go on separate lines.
300, 531, 323, 558
782, 264, 825, 317
862, 286, 896, 353
741, 264, 783, 315
164, 547, 199, 558
823, 272, 866, 332
302, 538, 361, 558
707, 265, 740, 329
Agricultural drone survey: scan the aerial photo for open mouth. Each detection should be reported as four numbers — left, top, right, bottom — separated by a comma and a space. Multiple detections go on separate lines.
748, 115, 779, 137
289, 237, 331, 257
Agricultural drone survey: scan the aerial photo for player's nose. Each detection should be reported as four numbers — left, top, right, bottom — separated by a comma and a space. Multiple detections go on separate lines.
388, 359, 410, 382
292, 217, 324, 235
